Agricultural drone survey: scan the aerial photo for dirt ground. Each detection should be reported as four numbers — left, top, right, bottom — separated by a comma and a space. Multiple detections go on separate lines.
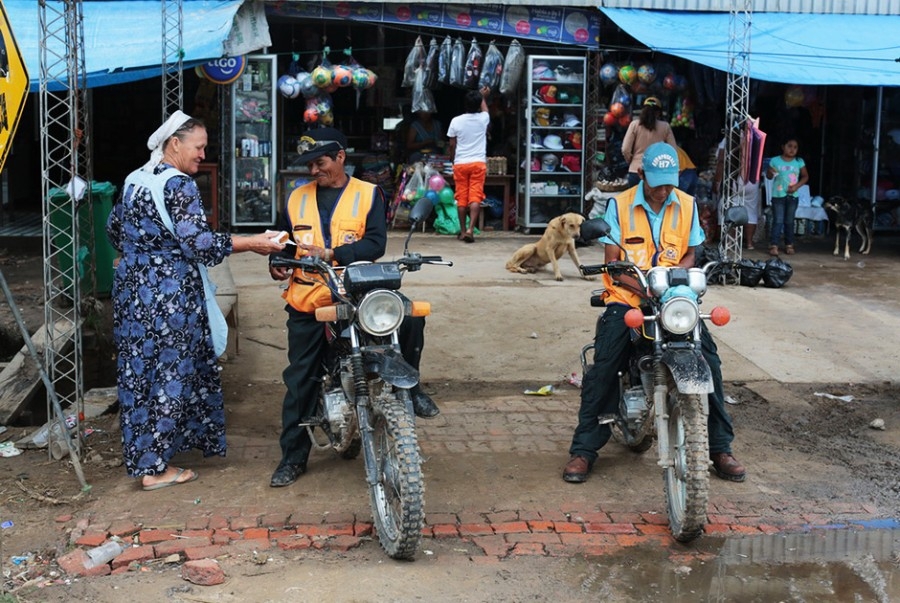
2, 229, 900, 601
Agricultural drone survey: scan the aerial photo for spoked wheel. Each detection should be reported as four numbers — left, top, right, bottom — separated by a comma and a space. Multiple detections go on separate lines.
368, 393, 424, 559
662, 373, 709, 543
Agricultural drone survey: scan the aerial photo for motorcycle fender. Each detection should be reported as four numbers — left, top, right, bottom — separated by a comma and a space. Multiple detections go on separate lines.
362, 348, 419, 389
660, 349, 713, 395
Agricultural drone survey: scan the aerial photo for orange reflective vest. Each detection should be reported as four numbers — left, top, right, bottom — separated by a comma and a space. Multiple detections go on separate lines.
602, 186, 696, 308
282, 178, 376, 312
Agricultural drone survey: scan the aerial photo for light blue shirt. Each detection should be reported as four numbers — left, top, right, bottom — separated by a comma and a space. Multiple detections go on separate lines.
601, 187, 704, 250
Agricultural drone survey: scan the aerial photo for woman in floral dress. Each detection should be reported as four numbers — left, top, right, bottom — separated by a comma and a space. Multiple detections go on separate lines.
106, 111, 283, 490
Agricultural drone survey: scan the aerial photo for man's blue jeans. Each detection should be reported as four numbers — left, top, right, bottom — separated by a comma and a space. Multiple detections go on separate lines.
770, 195, 799, 247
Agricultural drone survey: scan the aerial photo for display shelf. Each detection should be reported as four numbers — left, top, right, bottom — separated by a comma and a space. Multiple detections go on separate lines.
230, 54, 278, 227
517, 55, 587, 229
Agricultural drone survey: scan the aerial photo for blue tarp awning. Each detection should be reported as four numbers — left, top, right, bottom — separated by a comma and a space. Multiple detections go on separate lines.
601, 8, 900, 86
8, 1, 245, 92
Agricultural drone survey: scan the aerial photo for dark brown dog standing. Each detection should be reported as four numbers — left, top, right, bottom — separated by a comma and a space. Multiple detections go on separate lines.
822, 196, 873, 260
506, 212, 590, 281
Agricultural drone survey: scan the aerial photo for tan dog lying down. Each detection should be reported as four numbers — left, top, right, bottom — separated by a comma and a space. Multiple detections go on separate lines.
506, 212, 588, 281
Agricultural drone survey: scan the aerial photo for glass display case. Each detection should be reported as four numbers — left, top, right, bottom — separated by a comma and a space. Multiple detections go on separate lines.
230, 54, 277, 226
517, 55, 587, 230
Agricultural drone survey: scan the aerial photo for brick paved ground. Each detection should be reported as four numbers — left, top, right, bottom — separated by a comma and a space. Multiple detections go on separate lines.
56, 388, 894, 576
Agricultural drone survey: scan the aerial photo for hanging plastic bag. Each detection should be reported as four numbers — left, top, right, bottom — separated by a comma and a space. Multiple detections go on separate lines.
449, 38, 466, 88
478, 41, 504, 91
411, 67, 437, 114
423, 38, 440, 89
402, 36, 425, 88
463, 38, 483, 89
437, 36, 452, 86
499, 40, 524, 95
402, 163, 427, 202
762, 257, 793, 288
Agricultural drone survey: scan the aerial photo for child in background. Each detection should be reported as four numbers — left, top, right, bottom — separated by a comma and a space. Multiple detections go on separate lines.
766, 138, 809, 256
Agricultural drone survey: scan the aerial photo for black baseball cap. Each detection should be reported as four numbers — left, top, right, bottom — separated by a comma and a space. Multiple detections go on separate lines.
296, 127, 347, 163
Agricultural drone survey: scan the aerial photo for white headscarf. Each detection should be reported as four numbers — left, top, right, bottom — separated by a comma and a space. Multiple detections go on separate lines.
141, 110, 192, 172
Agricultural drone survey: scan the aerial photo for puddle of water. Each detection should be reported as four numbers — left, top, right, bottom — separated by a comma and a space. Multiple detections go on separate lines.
578, 528, 900, 602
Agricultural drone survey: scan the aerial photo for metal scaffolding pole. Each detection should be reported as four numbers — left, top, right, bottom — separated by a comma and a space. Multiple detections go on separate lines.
38, 0, 91, 460
719, 0, 752, 271
162, 0, 184, 120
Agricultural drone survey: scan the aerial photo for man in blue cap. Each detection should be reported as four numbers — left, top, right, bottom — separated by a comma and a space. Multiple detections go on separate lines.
563, 142, 746, 484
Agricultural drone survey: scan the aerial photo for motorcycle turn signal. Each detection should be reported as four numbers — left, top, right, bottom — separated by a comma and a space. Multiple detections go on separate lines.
708, 306, 731, 326
624, 308, 645, 328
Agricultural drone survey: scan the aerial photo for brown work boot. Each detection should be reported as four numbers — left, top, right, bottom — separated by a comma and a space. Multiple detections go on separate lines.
710, 452, 746, 482
563, 455, 592, 483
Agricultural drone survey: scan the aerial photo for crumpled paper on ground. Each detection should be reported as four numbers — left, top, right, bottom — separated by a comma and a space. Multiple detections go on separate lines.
524, 385, 554, 396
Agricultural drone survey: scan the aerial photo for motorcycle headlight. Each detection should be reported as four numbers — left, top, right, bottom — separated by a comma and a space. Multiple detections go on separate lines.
660, 297, 700, 335
357, 290, 405, 336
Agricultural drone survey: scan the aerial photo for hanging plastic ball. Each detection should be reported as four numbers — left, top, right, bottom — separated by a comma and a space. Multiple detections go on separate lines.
637, 64, 656, 84
428, 173, 446, 191
603, 112, 617, 127
296, 73, 318, 99
303, 107, 319, 123
332, 65, 354, 87
618, 65, 636, 85
312, 65, 333, 88
425, 190, 439, 204
415, 185, 427, 200
438, 186, 456, 206
663, 74, 677, 91
618, 114, 632, 128
784, 85, 804, 108
319, 111, 334, 126
599, 63, 618, 87
278, 75, 301, 99
609, 102, 625, 117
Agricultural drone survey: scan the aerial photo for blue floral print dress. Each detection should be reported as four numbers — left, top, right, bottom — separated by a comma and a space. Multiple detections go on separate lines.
106, 163, 233, 477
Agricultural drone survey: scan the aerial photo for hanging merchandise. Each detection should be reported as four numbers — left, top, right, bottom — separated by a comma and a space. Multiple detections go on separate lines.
332, 64, 354, 88
499, 39, 524, 96
411, 67, 437, 114
296, 71, 318, 99
618, 63, 636, 86
438, 35, 453, 86
607, 84, 632, 119
599, 62, 618, 87
287, 53, 303, 77
449, 38, 466, 88
479, 41, 504, 91
423, 38, 440, 89
670, 94, 695, 129
402, 36, 426, 88
311, 53, 335, 89
463, 38, 483, 89
278, 75, 301, 99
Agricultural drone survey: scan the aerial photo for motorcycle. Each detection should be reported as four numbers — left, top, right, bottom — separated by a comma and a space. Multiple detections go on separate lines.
577, 206, 747, 542
270, 198, 450, 559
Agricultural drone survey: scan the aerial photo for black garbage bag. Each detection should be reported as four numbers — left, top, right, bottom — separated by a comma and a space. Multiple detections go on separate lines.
737, 259, 766, 287
762, 257, 793, 288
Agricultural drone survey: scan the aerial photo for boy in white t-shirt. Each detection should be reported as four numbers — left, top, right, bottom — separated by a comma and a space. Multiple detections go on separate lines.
447, 86, 491, 242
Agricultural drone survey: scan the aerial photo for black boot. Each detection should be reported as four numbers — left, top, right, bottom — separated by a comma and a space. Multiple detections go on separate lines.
411, 388, 440, 418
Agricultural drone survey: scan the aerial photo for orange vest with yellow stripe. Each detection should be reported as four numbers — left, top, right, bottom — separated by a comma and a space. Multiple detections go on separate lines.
602, 186, 696, 308
283, 178, 376, 312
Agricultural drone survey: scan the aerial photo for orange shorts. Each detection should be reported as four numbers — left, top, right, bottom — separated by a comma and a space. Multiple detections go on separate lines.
452, 161, 487, 207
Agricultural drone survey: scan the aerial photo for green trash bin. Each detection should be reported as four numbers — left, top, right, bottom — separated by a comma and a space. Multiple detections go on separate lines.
48, 181, 118, 297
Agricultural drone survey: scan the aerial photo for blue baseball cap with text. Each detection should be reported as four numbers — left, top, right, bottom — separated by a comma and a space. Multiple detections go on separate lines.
641, 142, 680, 188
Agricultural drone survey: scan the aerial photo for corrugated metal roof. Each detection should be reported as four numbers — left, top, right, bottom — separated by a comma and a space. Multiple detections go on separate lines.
598, 0, 900, 15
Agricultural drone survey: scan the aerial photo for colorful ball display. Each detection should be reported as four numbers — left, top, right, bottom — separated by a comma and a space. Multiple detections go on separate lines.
296, 73, 318, 99
663, 74, 678, 91
311, 65, 333, 88
603, 112, 617, 127
428, 173, 446, 191
618, 65, 636, 85
784, 85, 804, 108
332, 65, 354, 87
637, 64, 656, 84
277, 75, 301, 99
599, 63, 618, 86
438, 186, 456, 206
319, 111, 334, 126
303, 107, 319, 123
609, 102, 626, 117
618, 115, 632, 128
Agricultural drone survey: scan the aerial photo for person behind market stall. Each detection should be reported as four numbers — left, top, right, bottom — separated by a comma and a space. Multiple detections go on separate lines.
266, 126, 439, 488
106, 110, 285, 491
406, 109, 445, 163
713, 136, 761, 250
447, 86, 491, 243
621, 96, 677, 187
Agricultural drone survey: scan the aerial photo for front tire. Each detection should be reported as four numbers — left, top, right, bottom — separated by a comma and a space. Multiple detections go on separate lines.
662, 376, 709, 543
368, 394, 424, 559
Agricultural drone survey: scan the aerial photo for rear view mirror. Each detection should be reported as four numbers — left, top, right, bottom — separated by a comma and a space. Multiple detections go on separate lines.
580, 217, 612, 242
